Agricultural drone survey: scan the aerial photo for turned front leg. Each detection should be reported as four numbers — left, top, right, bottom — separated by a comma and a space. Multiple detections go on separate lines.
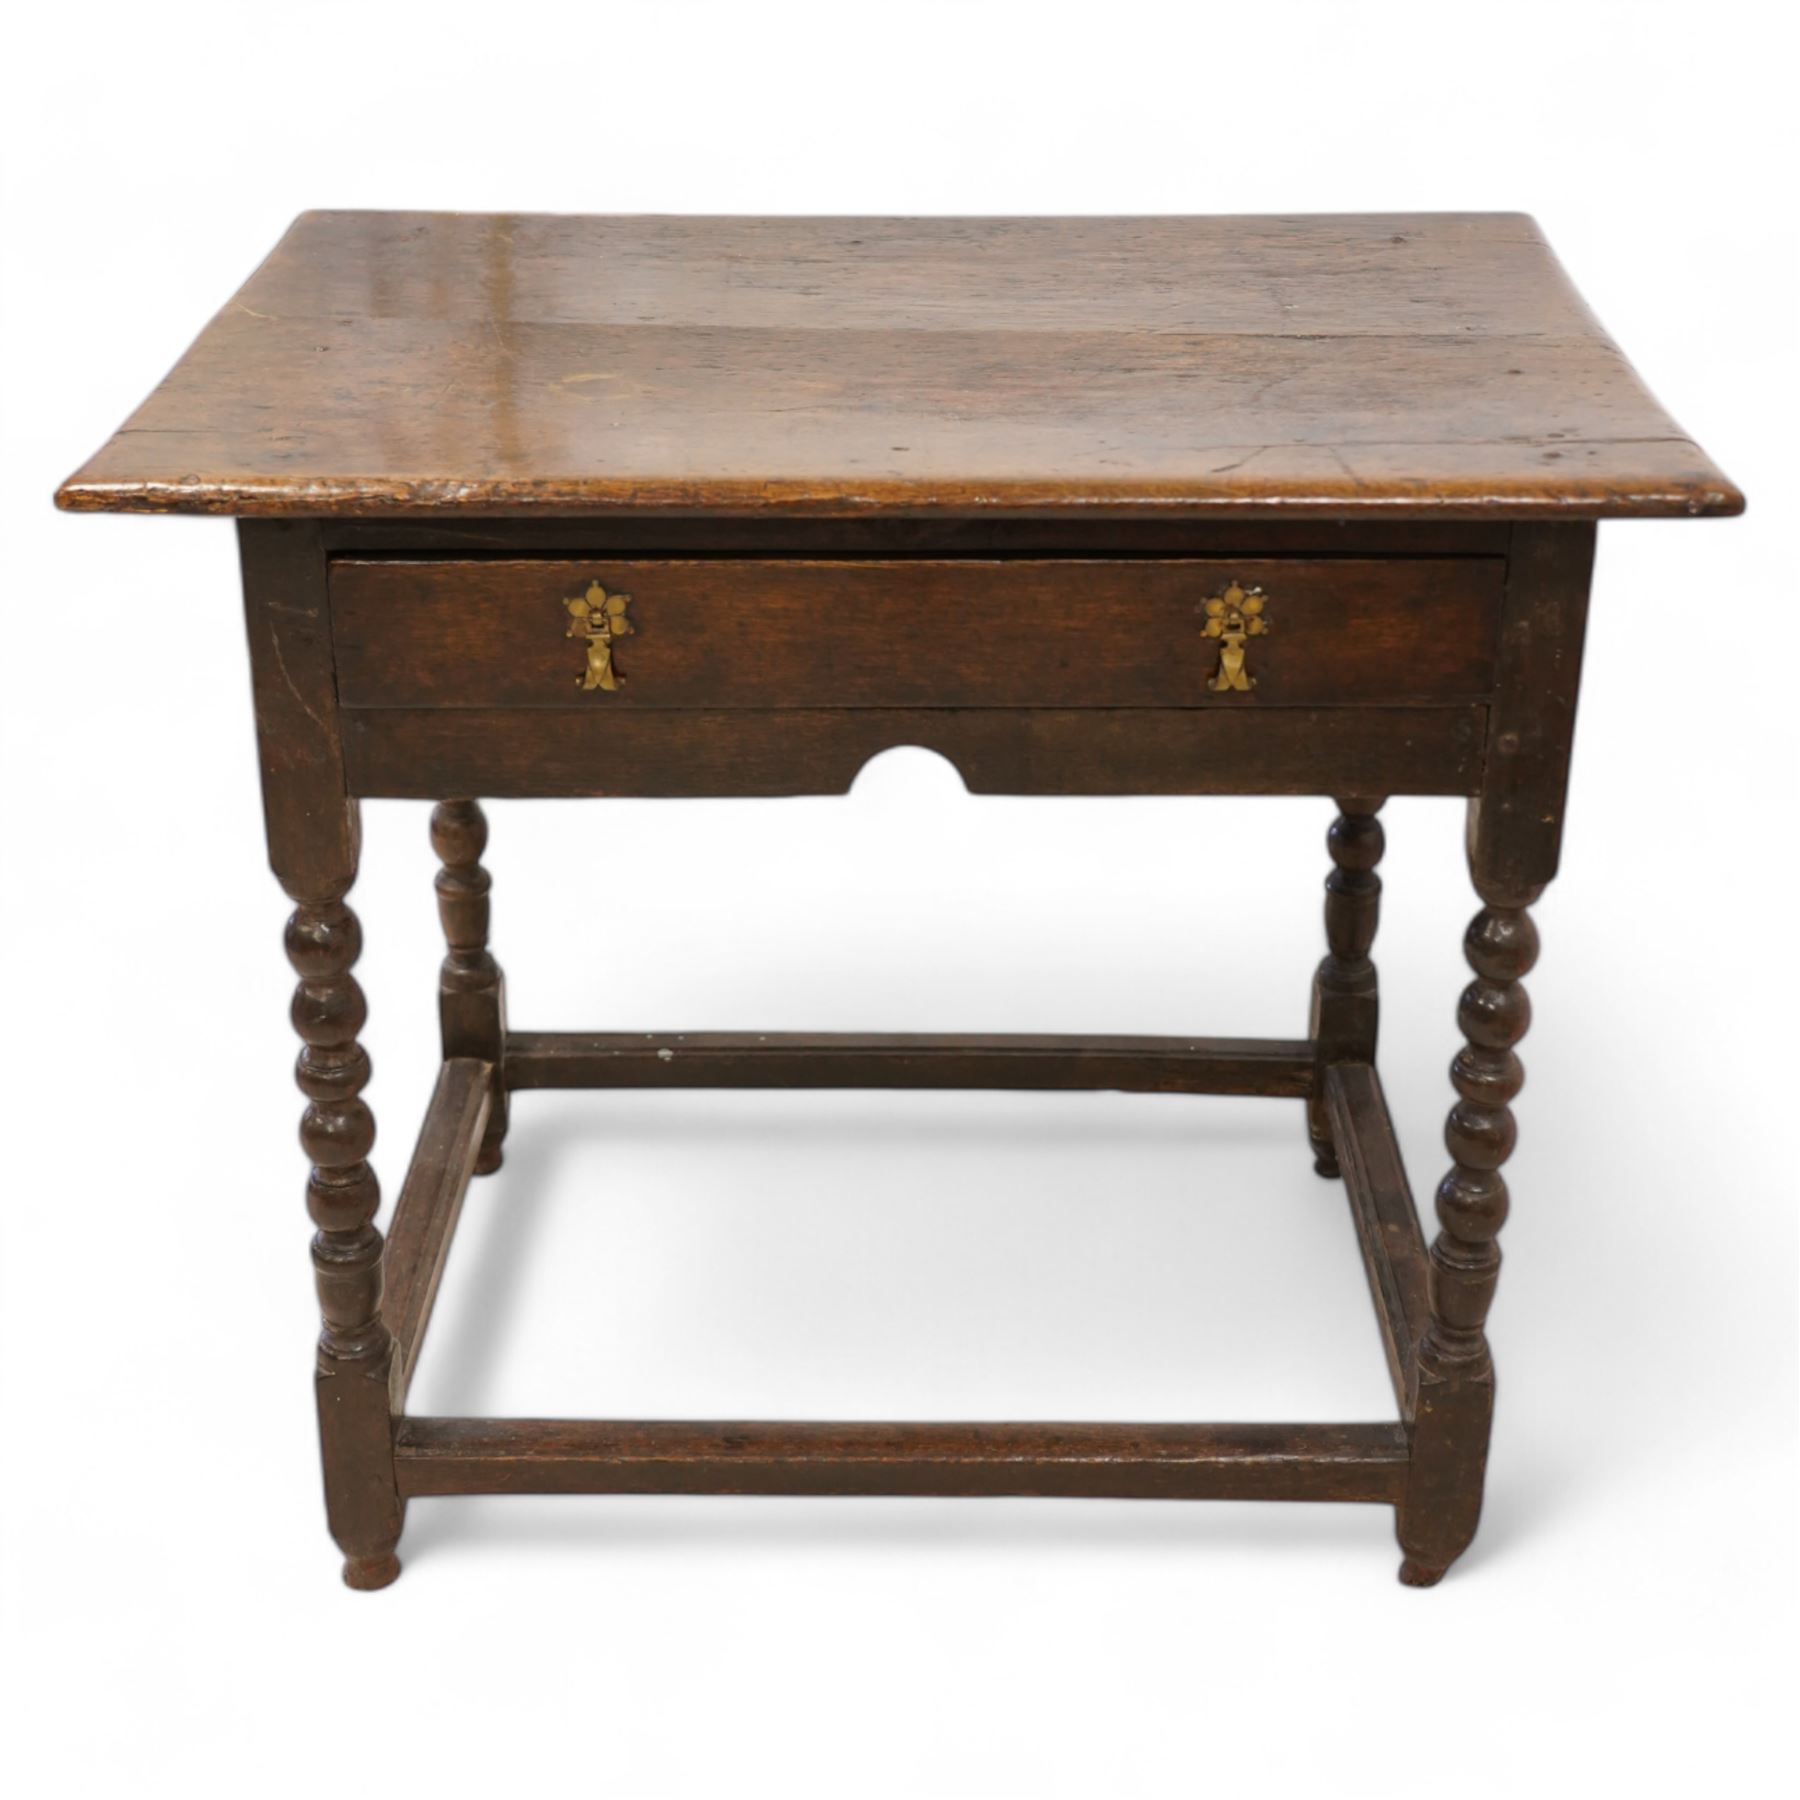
1397, 879, 1539, 1586
286, 877, 404, 1590
1393, 524, 1594, 1586
431, 799, 509, 1172
242, 521, 405, 1590
1308, 797, 1386, 1175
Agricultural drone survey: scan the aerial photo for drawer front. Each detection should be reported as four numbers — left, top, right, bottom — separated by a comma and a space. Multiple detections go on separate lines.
329, 558, 1504, 711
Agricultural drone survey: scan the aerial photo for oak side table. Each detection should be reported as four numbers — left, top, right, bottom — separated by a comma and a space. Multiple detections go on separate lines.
58, 212, 1741, 1589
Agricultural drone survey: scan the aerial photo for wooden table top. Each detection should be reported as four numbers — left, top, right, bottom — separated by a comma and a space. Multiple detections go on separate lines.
56, 211, 1740, 520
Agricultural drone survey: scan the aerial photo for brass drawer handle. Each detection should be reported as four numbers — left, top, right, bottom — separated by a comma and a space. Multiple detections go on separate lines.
564, 581, 634, 691
1201, 581, 1270, 692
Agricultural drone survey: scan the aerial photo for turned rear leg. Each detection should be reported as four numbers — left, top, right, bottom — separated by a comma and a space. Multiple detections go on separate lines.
1308, 798, 1386, 1176
432, 799, 509, 1173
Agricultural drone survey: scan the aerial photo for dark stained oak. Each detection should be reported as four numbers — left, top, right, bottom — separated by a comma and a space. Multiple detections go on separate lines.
57, 213, 1743, 1590
1398, 887, 1540, 1587
285, 885, 401, 1592
1308, 799, 1387, 1175
1393, 523, 1598, 1585
506, 1031, 1316, 1097
430, 801, 508, 1173
393, 1418, 1412, 1503
382, 1057, 493, 1405
1470, 524, 1597, 893
340, 706, 1487, 800
240, 520, 405, 1593
318, 518, 1515, 558
57, 212, 1740, 520
330, 557, 1504, 710
1323, 1062, 1431, 1415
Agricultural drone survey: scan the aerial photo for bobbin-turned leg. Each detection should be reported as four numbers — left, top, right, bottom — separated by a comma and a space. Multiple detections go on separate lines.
287, 874, 404, 1589
431, 799, 508, 1173
1395, 523, 1594, 1586
242, 521, 405, 1590
1308, 798, 1386, 1176
1396, 879, 1537, 1586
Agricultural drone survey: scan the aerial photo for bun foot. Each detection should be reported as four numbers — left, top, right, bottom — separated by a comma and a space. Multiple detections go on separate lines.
342, 1551, 402, 1591
1398, 1557, 1447, 1588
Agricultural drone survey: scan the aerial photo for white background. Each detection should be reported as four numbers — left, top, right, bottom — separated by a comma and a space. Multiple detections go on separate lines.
2, 3, 1794, 1794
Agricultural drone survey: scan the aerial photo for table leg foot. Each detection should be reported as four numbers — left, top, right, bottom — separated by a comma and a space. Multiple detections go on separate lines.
342, 1551, 402, 1591
1312, 1148, 1341, 1179
1398, 1556, 1447, 1588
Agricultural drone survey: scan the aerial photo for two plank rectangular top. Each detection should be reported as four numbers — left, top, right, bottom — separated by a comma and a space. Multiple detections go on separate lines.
56, 211, 1740, 520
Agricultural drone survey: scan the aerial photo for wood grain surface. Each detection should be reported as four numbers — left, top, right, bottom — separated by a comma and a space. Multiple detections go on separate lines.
338, 704, 1485, 798
329, 556, 1504, 709
392, 1417, 1412, 1502
57, 212, 1741, 519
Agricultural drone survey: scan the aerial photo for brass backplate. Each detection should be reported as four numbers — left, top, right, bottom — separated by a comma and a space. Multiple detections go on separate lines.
1200, 583, 1270, 692
564, 582, 634, 691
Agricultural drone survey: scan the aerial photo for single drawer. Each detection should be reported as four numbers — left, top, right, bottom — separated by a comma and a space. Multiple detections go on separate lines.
329, 557, 1504, 711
